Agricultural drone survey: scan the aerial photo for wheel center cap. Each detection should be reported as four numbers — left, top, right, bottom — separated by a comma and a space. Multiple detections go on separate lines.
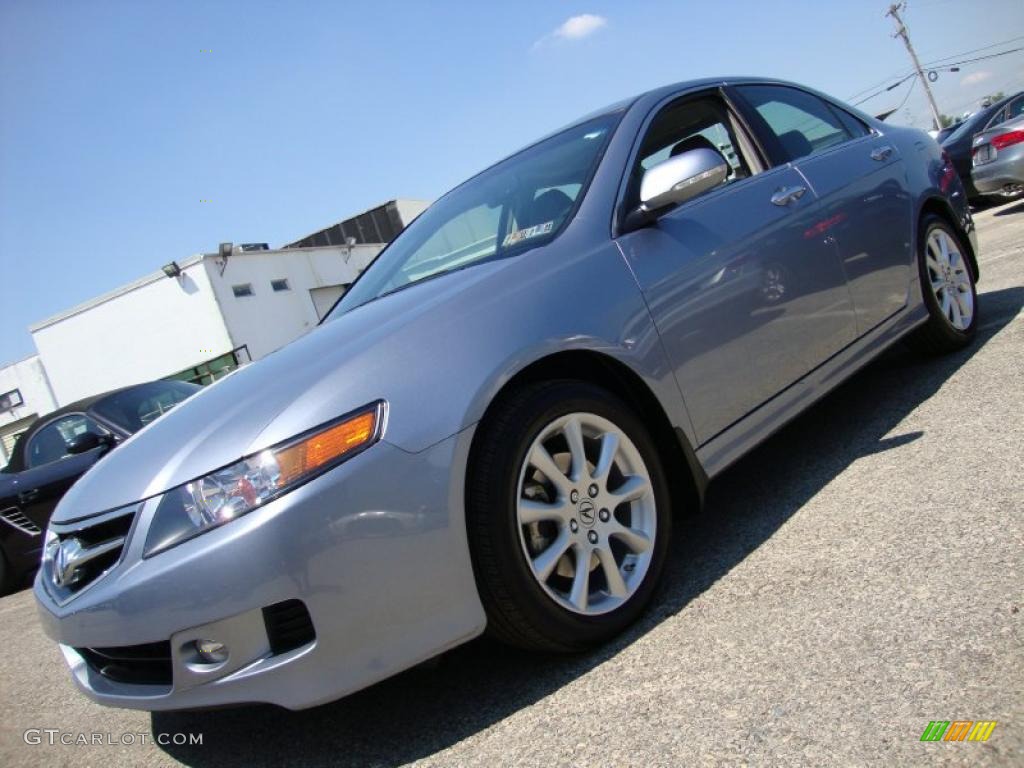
577, 499, 596, 528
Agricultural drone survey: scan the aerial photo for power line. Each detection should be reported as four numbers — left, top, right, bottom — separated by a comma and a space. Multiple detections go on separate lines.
920, 35, 1024, 68
851, 73, 917, 106
891, 75, 918, 115
849, 46, 1024, 107
845, 34, 1024, 102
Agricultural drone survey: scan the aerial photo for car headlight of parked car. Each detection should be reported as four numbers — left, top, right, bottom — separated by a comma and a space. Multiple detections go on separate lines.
143, 401, 385, 557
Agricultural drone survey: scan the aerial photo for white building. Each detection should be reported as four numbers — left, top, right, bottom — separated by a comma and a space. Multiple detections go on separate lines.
0, 355, 59, 468
27, 199, 428, 407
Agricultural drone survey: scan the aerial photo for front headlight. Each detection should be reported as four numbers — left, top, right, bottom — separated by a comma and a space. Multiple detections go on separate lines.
143, 401, 385, 557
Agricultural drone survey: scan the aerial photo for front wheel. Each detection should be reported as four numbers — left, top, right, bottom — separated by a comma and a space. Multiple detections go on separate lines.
466, 381, 671, 652
907, 215, 978, 354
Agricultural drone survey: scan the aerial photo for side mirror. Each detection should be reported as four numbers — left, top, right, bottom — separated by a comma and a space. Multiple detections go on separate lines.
624, 148, 729, 232
67, 431, 114, 456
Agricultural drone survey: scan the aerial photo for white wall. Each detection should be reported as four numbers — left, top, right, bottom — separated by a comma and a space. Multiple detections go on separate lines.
31, 262, 235, 405
394, 199, 430, 227
206, 244, 383, 361
0, 355, 59, 468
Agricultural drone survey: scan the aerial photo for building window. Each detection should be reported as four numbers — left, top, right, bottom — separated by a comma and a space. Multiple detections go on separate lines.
166, 346, 252, 387
271, 278, 290, 292
232, 283, 254, 298
0, 388, 24, 411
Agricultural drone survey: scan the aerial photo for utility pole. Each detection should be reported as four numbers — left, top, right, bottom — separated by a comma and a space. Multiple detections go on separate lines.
886, 2, 943, 130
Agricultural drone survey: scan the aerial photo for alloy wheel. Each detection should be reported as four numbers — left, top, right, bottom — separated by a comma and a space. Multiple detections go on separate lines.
925, 229, 974, 331
515, 412, 657, 616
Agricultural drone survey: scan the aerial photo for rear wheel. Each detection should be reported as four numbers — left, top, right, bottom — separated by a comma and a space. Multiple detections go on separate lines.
907, 215, 978, 354
0, 550, 12, 596
467, 381, 671, 652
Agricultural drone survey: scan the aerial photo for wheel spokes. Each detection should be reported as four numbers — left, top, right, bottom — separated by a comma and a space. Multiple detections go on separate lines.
593, 431, 619, 482
597, 546, 628, 597
518, 498, 567, 525
609, 522, 652, 554
949, 295, 962, 326
609, 474, 650, 505
562, 416, 588, 483
532, 529, 572, 582
568, 548, 590, 611
529, 443, 570, 493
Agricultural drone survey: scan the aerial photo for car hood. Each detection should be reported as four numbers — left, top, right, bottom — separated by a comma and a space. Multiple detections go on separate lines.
53, 261, 509, 522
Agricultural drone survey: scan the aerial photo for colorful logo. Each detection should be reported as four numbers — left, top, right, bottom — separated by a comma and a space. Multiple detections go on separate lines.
920, 721, 997, 742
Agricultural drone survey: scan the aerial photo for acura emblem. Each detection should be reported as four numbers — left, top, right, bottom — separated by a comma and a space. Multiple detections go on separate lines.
53, 537, 85, 588
577, 499, 596, 527
49, 535, 125, 590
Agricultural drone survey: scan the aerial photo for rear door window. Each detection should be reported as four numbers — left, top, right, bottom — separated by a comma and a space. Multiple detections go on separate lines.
735, 85, 854, 163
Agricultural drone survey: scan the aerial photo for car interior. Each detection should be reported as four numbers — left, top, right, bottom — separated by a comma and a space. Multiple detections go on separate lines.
622, 95, 756, 215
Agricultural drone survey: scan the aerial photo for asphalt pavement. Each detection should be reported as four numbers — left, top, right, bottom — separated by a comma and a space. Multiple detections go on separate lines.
1, 200, 1022, 767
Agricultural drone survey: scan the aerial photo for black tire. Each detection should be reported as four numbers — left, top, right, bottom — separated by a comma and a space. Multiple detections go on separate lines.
466, 380, 672, 652
0, 550, 12, 597
906, 214, 978, 355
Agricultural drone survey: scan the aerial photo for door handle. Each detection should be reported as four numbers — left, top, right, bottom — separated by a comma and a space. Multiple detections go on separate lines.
770, 185, 807, 206
870, 145, 894, 161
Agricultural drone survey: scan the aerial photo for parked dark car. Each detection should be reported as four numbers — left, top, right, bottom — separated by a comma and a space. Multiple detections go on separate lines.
941, 91, 1024, 200
934, 121, 963, 144
0, 380, 199, 592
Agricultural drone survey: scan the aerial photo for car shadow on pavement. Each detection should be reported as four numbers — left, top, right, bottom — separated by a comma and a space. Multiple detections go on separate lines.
993, 200, 1024, 217
153, 286, 1023, 768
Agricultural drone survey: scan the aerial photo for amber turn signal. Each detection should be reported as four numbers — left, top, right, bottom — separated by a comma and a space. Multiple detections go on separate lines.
274, 407, 380, 486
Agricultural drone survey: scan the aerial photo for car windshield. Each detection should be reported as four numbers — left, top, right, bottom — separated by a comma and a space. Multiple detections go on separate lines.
328, 112, 621, 316
91, 381, 201, 433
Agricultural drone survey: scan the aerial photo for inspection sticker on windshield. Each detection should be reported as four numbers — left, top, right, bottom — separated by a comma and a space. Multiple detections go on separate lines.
503, 220, 553, 246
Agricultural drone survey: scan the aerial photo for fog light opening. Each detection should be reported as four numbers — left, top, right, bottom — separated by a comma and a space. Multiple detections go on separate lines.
194, 639, 229, 664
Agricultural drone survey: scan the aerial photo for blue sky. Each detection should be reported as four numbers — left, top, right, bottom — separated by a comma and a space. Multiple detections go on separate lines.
1, 0, 1022, 364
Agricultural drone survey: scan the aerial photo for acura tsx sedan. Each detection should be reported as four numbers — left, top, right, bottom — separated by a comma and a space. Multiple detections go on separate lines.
35, 77, 978, 711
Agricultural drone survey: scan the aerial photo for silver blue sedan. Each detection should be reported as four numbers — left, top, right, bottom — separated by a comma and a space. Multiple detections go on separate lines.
35, 77, 979, 711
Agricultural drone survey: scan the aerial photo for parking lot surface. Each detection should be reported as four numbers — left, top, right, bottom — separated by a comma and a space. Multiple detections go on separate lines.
1, 201, 1021, 767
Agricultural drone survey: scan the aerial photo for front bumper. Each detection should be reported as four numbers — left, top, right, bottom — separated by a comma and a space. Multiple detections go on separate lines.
34, 430, 486, 711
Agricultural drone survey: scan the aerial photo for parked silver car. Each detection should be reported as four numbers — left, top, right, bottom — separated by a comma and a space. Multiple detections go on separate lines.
971, 114, 1024, 198
35, 77, 979, 711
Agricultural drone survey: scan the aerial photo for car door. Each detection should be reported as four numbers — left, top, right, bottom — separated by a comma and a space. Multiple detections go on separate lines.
731, 84, 914, 335
614, 90, 857, 444
15, 413, 114, 531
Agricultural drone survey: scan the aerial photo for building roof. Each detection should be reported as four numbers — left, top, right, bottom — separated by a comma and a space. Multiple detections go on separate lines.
282, 198, 429, 249
29, 253, 205, 332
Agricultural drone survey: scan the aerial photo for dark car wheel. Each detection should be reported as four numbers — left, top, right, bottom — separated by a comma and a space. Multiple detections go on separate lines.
907, 214, 978, 355
0, 549, 12, 596
467, 380, 672, 652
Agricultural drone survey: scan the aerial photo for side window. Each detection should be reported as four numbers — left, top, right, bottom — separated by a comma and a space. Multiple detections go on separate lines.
1006, 97, 1024, 122
625, 94, 756, 210
986, 109, 1007, 129
737, 85, 853, 163
829, 104, 871, 139
26, 414, 108, 468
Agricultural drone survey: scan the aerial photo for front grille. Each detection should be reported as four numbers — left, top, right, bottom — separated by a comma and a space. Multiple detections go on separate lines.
45, 506, 137, 602
0, 506, 40, 535
263, 599, 316, 655
77, 641, 172, 686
